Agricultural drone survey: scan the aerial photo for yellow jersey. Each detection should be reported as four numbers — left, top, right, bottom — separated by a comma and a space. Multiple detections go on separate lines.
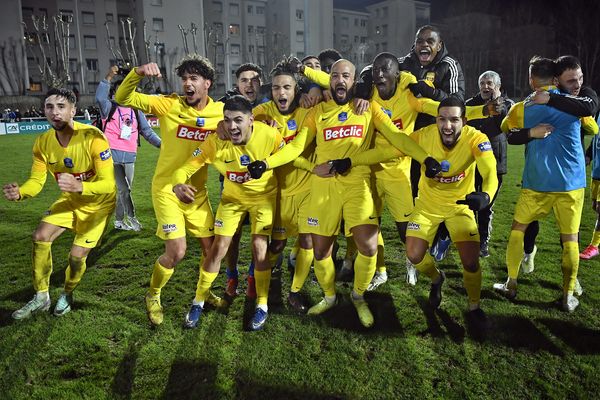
253, 101, 315, 196
173, 122, 284, 201
19, 121, 115, 208
115, 69, 224, 194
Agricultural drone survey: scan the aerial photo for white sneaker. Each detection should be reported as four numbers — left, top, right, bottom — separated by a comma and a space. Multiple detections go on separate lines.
562, 293, 579, 312
406, 259, 417, 286
574, 279, 583, 296
493, 278, 517, 299
114, 220, 133, 231
367, 271, 388, 291
521, 245, 537, 274
12, 295, 51, 319
128, 217, 142, 231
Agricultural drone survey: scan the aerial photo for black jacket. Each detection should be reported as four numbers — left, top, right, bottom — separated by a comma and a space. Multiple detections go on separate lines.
466, 93, 514, 175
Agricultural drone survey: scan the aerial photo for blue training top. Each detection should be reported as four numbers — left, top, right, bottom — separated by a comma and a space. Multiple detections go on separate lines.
522, 88, 584, 192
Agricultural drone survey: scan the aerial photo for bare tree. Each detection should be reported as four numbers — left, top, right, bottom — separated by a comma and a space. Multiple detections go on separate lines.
0, 37, 28, 95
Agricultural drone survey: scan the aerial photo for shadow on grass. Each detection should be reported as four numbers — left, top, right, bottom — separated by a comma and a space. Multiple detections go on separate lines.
416, 297, 465, 343
537, 318, 600, 354
487, 315, 564, 355
162, 359, 220, 400
87, 230, 139, 266
0, 307, 14, 328
235, 368, 344, 400
111, 341, 139, 399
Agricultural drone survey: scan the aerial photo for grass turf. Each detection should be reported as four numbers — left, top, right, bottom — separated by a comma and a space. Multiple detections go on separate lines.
0, 132, 599, 400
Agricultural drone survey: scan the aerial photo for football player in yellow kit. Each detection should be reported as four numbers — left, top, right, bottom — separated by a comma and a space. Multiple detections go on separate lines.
4, 88, 116, 319
172, 95, 285, 330
247, 59, 441, 328
405, 97, 498, 327
115, 55, 225, 326
252, 61, 316, 313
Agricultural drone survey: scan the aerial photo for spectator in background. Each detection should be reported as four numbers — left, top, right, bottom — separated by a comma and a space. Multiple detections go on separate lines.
95, 65, 161, 231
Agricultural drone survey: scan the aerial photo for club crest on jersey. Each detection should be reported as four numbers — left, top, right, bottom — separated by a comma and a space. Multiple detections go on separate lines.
176, 124, 213, 141
196, 117, 205, 127
478, 141, 492, 152
307, 217, 319, 226
381, 107, 392, 118
162, 223, 177, 233
99, 149, 112, 161
214, 219, 224, 228
64, 157, 73, 168
287, 119, 297, 130
425, 72, 436, 82
338, 112, 348, 122
407, 221, 420, 230
192, 148, 202, 157
441, 160, 450, 172
240, 155, 250, 166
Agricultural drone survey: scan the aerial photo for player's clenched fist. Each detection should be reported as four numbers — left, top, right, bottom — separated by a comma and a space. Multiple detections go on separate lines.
135, 63, 162, 78
3, 183, 20, 201
173, 183, 197, 204
57, 173, 83, 193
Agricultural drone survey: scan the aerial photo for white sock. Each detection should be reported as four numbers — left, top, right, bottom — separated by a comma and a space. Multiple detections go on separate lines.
36, 291, 49, 301
257, 304, 268, 312
192, 299, 204, 307
351, 291, 363, 301
325, 294, 337, 304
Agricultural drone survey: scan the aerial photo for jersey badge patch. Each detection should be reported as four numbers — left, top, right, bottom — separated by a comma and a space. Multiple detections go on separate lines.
287, 119, 297, 130
240, 155, 250, 166
478, 142, 492, 152
192, 148, 202, 157
441, 160, 450, 172
100, 149, 112, 161
338, 112, 348, 122
64, 157, 74, 168
196, 117, 205, 127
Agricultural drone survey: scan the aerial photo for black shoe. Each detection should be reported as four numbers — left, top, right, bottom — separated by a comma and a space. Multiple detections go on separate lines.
480, 243, 490, 258
288, 292, 308, 314
429, 271, 446, 309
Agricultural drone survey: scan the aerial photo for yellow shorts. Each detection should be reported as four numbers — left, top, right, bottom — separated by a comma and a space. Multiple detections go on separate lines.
153, 190, 214, 240
42, 195, 114, 248
592, 179, 600, 202
373, 177, 414, 222
513, 188, 584, 234
406, 205, 479, 244
214, 194, 276, 237
306, 176, 377, 237
272, 190, 311, 240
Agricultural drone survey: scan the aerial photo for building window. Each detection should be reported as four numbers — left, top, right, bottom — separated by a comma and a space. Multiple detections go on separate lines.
296, 31, 304, 42
83, 35, 97, 50
213, 1, 223, 13
248, 44, 254, 53
69, 58, 78, 73
361, 19, 367, 27
341, 17, 349, 28
106, 13, 113, 22
341, 34, 349, 44
230, 3, 239, 16
152, 18, 164, 31
214, 22, 223, 34
256, 26, 266, 35
354, 35, 359, 43
256, 6, 264, 14
360, 36, 366, 44
86, 58, 98, 71
29, 81, 42, 92
355, 18, 359, 26
382, 7, 388, 16
382, 24, 388, 35
151, 0, 163, 5
296, 9, 303, 20
248, 25, 254, 34
229, 24, 240, 36
247, 4, 253, 14
382, 42, 387, 51
69, 35, 76, 49
87, 82, 99, 94
297, 51, 305, 59
59, 10, 74, 22
39, 8, 48, 18
231, 44, 240, 56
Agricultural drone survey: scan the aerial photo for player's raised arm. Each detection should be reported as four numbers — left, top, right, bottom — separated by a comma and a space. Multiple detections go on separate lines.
115, 64, 171, 116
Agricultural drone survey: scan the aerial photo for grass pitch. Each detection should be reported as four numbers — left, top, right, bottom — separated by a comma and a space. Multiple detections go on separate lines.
0, 132, 599, 400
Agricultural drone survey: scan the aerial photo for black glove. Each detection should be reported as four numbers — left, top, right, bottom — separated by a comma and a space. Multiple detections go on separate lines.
456, 192, 490, 211
287, 56, 303, 74
247, 161, 267, 179
408, 81, 435, 99
329, 158, 352, 174
423, 157, 442, 178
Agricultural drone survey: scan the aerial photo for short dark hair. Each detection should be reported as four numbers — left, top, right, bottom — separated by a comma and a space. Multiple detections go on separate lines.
318, 48, 342, 63
529, 56, 555, 81
175, 54, 215, 82
270, 59, 298, 80
416, 25, 442, 40
438, 96, 466, 117
45, 88, 76, 104
301, 55, 318, 63
555, 55, 581, 77
373, 52, 400, 69
223, 95, 253, 115
235, 63, 262, 79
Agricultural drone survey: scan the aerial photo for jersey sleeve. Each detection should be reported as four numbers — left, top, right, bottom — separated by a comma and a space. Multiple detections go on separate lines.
115, 69, 174, 116
81, 136, 116, 195
18, 137, 48, 199
472, 134, 498, 200
292, 156, 315, 172
265, 109, 317, 169
501, 102, 525, 131
171, 135, 217, 186
303, 67, 330, 89
581, 116, 599, 135
371, 103, 429, 163
350, 144, 402, 166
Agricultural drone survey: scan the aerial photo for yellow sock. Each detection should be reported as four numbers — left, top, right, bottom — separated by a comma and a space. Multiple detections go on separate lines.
194, 268, 218, 302
254, 269, 271, 306
314, 256, 336, 297
149, 259, 174, 297
268, 250, 281, 269
414, 252, 440, 280
506, 230, 524, 279
561, 241, 579, 295
376, 232, 386, 273
591, 231, 600, 247
32, 241, 53, 292
345, 236, 357, 260
291, 248, 313, 292
353, 252, 377, 296
463, 266, 482, 306
64, 255, 87, 293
